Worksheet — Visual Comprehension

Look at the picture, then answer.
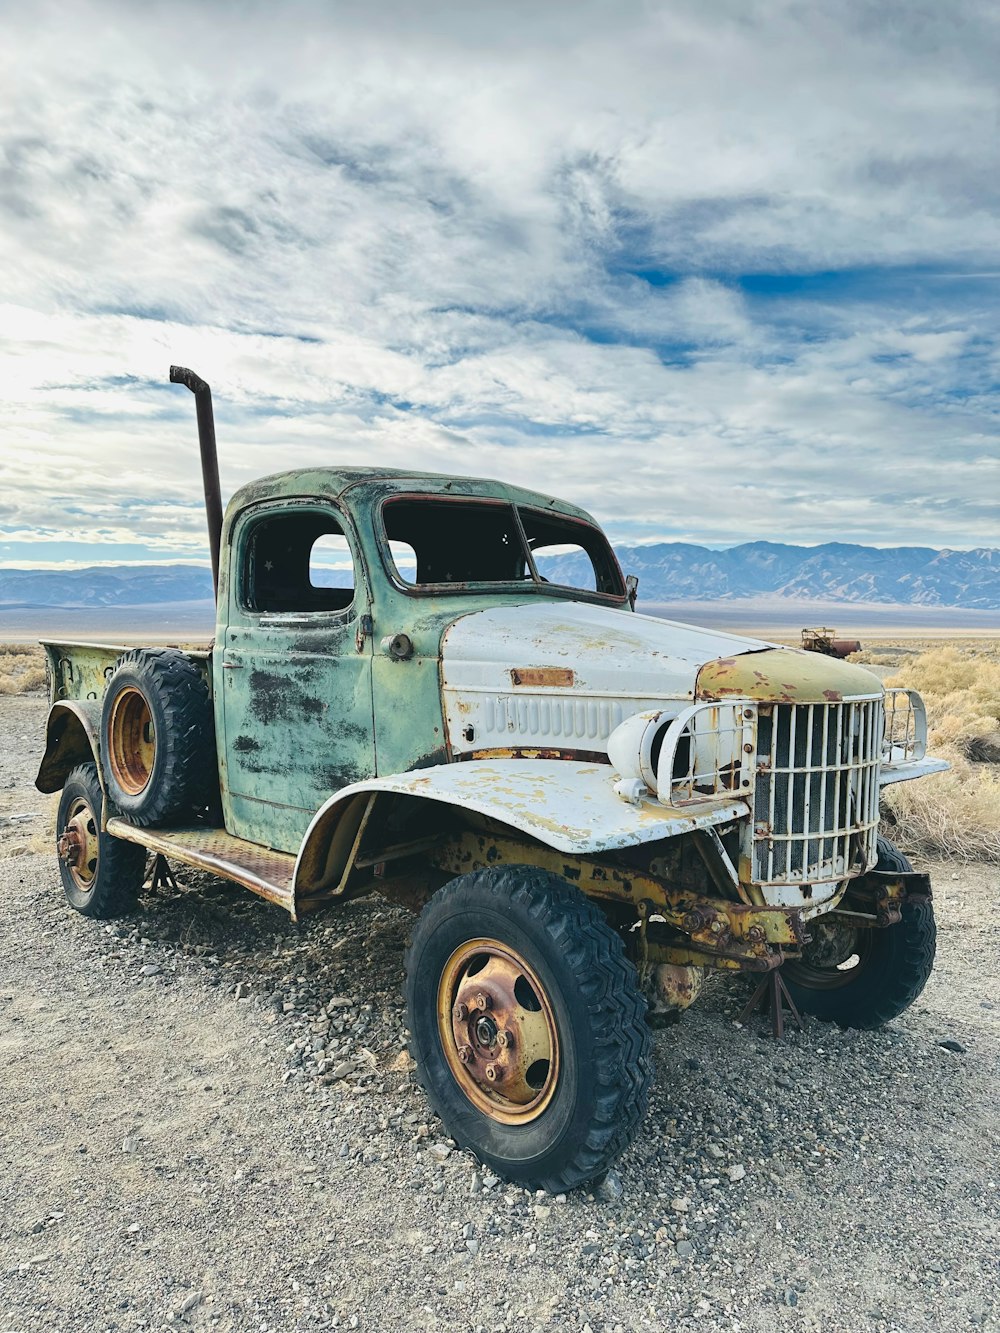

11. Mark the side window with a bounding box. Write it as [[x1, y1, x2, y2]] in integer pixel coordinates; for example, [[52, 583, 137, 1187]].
[[244, 510, 356, 613]]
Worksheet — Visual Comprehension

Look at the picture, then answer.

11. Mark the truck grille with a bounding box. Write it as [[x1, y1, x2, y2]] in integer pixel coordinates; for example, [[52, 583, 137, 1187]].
[[752, 699, 882, 886]]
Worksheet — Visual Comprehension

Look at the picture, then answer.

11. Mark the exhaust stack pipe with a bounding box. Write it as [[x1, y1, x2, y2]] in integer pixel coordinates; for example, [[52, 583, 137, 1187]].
[[169, 366, 223, 598]]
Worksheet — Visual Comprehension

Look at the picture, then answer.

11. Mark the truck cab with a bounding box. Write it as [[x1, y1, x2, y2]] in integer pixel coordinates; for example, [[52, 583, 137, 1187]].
[[215, 467, 629, 852]]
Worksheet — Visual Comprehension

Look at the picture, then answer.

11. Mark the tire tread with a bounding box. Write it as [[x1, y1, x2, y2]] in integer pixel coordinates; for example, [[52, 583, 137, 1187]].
[[783, 836, 936, 1029], [58, 763, 146, 918], [405, 866, 653, 1192], [101, 648, 215, 826]]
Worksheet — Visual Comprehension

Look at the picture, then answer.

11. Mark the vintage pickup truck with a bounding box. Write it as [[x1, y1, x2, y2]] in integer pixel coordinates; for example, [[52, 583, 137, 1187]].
[[36, 368, 946, 1191]]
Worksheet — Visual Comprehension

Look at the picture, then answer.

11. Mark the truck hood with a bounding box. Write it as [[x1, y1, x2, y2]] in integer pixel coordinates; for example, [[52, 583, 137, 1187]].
[[439, 601, 882, 759], [441, 601, 774, 700]]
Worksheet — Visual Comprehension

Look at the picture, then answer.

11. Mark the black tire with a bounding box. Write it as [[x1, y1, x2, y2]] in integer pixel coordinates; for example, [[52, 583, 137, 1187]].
[[101, 647, 215, 826], [871, 835, 913, 875], [405, 866, 653, 1192], [56, 763, 147, 917], [781, 837, 936, 1029]]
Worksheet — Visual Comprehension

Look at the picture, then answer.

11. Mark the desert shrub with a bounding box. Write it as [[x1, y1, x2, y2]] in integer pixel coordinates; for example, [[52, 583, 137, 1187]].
[[881, 647, 1000, 862], [883, 751, 1000, 863], [849, 649, 904, 666], [960, 731, 1000, 763], [0, 645, 47, 695], [886, 647, 1000, 752]]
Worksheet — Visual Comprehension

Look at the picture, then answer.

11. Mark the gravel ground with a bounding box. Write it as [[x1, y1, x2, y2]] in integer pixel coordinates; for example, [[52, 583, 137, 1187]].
[[1, 692, 998, 1333]]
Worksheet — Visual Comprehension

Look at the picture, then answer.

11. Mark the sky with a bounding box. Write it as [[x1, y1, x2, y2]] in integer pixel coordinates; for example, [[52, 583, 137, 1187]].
[[2, 0, 999, 569]]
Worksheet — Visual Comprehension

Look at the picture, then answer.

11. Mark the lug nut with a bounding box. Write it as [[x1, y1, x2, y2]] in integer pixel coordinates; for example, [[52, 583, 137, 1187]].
[[496, 1031, 510, 1049], [485, 1063, 498, 1081], [453, 1003, 468, 1021], [458, 1045, 473, 1064], [474, 993, 491, 1012]]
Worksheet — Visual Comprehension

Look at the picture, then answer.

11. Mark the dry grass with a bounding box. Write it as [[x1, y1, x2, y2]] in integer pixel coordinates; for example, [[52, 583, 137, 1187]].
[[850, 636, 1000, 668], [880, 646, 1000, 863], [0, 643, 47, 695]]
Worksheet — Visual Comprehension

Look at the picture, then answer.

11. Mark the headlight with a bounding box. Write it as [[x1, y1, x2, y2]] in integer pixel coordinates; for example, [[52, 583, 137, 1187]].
[[608, 703, 756, 806]]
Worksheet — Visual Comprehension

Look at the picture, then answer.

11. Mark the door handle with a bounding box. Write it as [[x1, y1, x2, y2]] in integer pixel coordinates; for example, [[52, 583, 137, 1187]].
[[221, 662, 243, 670]]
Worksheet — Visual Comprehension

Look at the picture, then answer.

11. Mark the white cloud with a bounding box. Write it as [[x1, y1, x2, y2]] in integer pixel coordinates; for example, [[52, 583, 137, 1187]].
[[0, 0, 998, 567]]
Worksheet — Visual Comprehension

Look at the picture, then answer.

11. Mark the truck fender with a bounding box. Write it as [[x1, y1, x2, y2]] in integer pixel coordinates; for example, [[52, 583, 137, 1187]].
[[292, 758, 748, 905], [35, 700, 104, 794]]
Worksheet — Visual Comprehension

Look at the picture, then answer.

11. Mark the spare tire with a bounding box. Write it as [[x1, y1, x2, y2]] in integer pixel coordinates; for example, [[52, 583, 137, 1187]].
[[102, 647, 215, 826]]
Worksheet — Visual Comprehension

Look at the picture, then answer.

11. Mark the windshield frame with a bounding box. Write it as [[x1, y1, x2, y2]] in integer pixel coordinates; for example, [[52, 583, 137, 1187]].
[[375, 493, 628, 604]]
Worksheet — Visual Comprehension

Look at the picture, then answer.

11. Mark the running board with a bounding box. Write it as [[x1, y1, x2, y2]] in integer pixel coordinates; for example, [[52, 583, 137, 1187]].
[[106, 817, 296, 915]]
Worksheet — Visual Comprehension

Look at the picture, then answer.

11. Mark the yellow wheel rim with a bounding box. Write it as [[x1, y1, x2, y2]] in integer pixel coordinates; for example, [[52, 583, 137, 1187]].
[[58, 796, 100, 891], [108, 687, 155, 795], [437, 938, 560, 1125]]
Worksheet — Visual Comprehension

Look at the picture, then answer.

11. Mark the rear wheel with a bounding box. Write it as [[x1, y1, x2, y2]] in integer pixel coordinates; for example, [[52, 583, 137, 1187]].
[[781, 838, 936, 1029], [56, 763, 147, 917], [405, 866, 652, 1192]]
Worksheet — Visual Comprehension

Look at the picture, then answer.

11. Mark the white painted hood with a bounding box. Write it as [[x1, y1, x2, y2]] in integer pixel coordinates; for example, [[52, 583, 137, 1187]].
[[440, 601, 775, 758], [442, 601, 773, 698]]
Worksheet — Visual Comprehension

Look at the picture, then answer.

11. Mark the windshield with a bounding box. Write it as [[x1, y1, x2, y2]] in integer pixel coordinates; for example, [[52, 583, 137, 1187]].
[[380, 496, 625, 598]]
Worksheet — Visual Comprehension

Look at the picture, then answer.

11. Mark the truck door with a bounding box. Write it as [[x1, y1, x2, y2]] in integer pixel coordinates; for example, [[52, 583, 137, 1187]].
[[221, 500, 375, 854]]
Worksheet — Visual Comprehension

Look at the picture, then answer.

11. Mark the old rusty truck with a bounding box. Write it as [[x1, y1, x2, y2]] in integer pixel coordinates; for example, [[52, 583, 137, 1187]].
[[36, 368, 947, 1192]]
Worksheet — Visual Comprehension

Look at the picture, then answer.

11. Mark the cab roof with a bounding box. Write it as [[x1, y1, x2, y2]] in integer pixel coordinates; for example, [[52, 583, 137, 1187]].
[[225, 467, 599, 526]]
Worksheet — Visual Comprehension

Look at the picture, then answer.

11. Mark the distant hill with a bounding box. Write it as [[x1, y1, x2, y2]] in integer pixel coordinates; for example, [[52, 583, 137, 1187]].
[[538, 541, 1000, 610], [2, 543, 1000, 610], [0, 565, 214, 609]]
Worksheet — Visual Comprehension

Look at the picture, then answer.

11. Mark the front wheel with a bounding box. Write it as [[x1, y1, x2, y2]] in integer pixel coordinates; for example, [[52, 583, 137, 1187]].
[[781, 838, 936, 1029], [405, 866, 652, 1192]]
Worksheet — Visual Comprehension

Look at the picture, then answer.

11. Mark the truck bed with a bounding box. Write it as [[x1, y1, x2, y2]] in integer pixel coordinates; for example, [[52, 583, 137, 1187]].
[[40, 639, 211, 705]]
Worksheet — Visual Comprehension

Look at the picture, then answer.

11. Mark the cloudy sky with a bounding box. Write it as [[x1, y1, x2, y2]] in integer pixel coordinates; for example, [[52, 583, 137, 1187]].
[[2, 0, 999, 568]]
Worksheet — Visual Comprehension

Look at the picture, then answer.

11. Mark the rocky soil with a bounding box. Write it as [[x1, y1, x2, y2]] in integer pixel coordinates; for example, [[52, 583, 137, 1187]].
[[1, 692, 997, 1333]]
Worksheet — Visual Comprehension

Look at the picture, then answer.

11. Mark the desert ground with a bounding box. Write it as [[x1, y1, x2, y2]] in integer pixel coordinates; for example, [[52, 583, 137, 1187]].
[[0, 642, 998, 1333]]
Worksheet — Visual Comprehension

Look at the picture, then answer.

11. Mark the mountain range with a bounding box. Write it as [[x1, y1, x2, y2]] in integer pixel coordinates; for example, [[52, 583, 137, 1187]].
[[2, 542, 1000, 610], [543, 541, 1000, 609], [0, 565, 215, 609]]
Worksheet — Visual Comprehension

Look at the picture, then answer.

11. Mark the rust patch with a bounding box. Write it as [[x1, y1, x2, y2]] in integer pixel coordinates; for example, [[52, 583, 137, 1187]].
[[466, 746, 609, 764], [645, 963, 704, 1015], [510, 667, 575, 688], [696, 648, 882, 706]]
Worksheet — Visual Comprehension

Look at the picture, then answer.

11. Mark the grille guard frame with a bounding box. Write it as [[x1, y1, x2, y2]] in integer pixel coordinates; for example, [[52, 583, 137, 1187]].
[[882, 688, 927, 764], [655, 695, 884, 900]]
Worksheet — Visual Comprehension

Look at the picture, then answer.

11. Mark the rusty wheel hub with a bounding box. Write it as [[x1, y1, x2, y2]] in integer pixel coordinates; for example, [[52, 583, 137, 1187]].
[[804, 920, 859, 970], [108, 686, 155, 795], [784, 919, 873, 989], [437, 939, 559, 1124], [58, 797, 99, 891]]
